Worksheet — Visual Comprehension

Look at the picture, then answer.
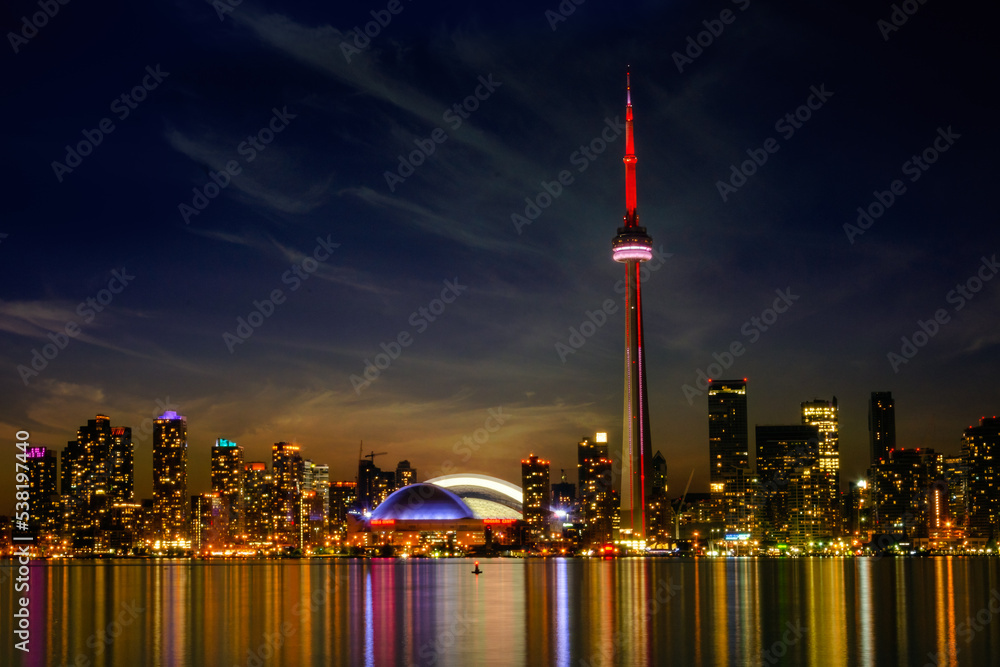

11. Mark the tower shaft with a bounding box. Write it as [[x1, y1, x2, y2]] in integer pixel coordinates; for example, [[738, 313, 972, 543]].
[[620, 258, 652, 541]]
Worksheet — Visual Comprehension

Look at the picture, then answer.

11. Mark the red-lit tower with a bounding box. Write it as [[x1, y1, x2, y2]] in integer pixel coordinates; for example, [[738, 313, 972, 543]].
[[612, 71, 654, 544]]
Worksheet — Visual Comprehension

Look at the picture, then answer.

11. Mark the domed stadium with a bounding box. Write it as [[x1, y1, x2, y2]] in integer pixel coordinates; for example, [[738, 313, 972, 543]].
[[347, 478, 525, 553], [370, 483, 475, 521], [423, 474, 523, 519]]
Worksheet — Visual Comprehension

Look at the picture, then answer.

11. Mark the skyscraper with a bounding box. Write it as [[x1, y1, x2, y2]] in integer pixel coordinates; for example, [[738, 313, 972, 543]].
[[109, 426, 134, 503], [521, 454, 551, 542], [26, 446, 58, 536], [272, 442, 303, 544], [77, 414, 113, 532], [153, 411, 188, 544], [242, 462, 272, 544], [328, 480, 357, 541], [394, 460, 415, 489], [755, 425, 821, 545], [801, 398, 841, 536], [304, 460, 330, 533], [577, 433, 615, 546], [708, 379, 749, 527], [869, 391, 896, 464], [613, 72, 655, 544], [212, 438, 244, 543], [963, 417, 1000, 538]]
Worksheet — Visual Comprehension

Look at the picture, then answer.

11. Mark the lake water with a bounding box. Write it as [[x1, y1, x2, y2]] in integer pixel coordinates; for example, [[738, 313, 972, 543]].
[[2, 557, 999, 666]]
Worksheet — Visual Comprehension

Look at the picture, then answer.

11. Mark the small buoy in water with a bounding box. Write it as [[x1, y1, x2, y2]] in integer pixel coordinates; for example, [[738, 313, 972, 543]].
[[472, 561, 482, 574]]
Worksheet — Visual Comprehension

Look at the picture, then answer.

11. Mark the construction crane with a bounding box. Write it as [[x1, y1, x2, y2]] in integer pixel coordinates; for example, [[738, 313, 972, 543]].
[[363, 450, 387, 463], [674, 469, 695, 540]]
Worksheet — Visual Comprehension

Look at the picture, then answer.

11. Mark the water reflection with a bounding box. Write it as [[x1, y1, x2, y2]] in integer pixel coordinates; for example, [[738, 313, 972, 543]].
[[1, 558, 998, 666]]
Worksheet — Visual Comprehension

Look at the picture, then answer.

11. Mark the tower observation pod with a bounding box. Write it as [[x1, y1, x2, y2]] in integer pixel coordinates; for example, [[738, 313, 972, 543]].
[[613, 70, 654, 547]]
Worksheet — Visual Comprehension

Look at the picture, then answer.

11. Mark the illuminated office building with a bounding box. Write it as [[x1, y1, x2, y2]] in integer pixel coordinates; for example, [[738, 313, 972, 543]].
[[243, 462, 273, 544], [153, 411, 189, 544], [395, 460, 416, 489], [272, 442, 303, 544], [709, 380, 750, 532], [521, 454, 551, 542], [26, 446, 58, 536], [964, 417, 1000, 538], [755, 424, 820, 545], [192, 492, 229, 552], [109, 426, 134, 503], [212, 438, 244, 542], [577, 433, 615, 546], [869, 391, 896, 465], [801, 398, 841, 536]]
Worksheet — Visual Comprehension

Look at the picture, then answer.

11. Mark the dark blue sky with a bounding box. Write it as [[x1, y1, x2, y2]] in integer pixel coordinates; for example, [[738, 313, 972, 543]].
[[2, 0, 997, 506]]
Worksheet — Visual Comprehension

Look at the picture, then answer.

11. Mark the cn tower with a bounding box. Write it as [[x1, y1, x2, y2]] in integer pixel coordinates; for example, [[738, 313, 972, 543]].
[[613, 70, 654, 545]]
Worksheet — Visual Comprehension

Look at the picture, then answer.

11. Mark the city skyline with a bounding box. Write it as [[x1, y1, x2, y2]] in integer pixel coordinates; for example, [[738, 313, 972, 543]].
[[8, 391, 995, 506], [2, 1, 997, 513]]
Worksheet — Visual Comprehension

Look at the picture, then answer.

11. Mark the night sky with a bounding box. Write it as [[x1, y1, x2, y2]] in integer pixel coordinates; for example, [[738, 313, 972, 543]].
[[2, 0, 997, 508]]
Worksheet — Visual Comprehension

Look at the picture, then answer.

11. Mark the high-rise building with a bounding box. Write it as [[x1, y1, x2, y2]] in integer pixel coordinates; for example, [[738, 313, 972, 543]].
[[303, 460, 330, 537], [551, 471, 575, 510], [577, 434, 615, 546], [801, 398, 841, 536], [522, 454, 551, 542], [395, 460, 415, 489], [328, 481, 358, 541], [708, 380, 749, 526], [870, 447, 937, 536], [61, 439, 83, 496], [964, 417, 1000, 538], [613, 72, 655, 545], [109, 426, 134, 503], [869, 392, 896, 465], [943, 454, 968, 532], [153, 411, 189, 544], [191, 493, 228, 552], [76, 414, 113, 533], [26, 446, 58, 536], [755, 425, 820, 545], [242, 462, 272, 544], [212, 439, 244, 543], [648, 451, 675, 545], [271, 442, 303, 544]]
